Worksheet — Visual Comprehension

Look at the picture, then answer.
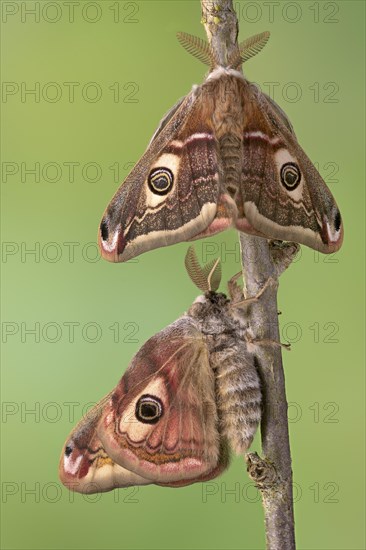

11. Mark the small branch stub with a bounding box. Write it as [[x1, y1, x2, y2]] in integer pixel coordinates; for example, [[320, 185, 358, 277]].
[[246, 452, 278, 489], [269, 241, 301, 278]]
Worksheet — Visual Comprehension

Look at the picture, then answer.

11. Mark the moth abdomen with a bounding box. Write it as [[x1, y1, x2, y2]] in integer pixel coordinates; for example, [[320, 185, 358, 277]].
[[212, 343, 261, 455], [219, 398, 261, 455], [219, 133, 242, 198]]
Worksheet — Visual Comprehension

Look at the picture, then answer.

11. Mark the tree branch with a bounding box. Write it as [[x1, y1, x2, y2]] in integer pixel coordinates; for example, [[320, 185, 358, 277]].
[[241, 237, 297, 550], [200, 1, 297, 548]]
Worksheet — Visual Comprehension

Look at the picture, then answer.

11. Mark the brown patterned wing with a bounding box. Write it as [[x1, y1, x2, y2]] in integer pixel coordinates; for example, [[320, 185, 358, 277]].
[[59, 394, 152, 494], [238, 81, 343, 253], [59, 317, 228, 494], [98, 317, 228, 484], [99, 88, 221, 262]]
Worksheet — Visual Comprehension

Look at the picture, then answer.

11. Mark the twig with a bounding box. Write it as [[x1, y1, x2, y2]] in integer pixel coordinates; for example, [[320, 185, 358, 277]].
[[200, 1, 298, 548], [240, 238, 298, 550]]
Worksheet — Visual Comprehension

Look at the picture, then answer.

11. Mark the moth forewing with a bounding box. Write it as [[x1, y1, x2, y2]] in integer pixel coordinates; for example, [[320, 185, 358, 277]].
[[59, 393, 153, 494], [98, 86, 221, 263], [93, 318, 227, 484]]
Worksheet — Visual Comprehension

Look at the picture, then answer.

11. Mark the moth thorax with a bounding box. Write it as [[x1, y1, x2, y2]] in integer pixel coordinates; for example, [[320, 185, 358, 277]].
[[188, 292, 233, 333], [210, 77, 244, 131]]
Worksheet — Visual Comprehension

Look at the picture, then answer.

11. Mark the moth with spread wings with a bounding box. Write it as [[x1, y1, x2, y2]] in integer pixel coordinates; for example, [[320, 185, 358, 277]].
[[99, 31, 343, 263], [59, 249, 265, 493]]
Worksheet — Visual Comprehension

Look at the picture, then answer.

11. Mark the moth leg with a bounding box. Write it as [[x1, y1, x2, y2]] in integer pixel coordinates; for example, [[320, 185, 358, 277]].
[[227, 272, 244, 302], [247, 337, 291, 352], [230, 277, 276, 307]]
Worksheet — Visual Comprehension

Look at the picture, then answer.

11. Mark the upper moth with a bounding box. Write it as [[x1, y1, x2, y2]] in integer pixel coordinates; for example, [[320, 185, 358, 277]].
[[99, 31, 343, 262]]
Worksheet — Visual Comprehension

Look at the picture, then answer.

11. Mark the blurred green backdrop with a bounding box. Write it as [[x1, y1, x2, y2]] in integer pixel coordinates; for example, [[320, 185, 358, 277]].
[[1, 1, 365, 549]]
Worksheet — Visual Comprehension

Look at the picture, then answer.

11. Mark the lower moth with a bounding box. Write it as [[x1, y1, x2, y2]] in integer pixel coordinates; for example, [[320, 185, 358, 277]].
[[59, 248, 265, 493]]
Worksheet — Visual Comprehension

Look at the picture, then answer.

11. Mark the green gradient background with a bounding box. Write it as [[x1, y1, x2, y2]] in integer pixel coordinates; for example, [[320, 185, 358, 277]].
[[1, 1, 365, 549]]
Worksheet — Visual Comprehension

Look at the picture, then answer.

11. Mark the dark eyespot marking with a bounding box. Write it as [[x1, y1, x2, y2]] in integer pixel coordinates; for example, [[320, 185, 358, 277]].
[[334, 210, 341, 232], [100, 219, 109, 241], [280, 162, 301, 190], [148, 168, 174, 195], [135, 394, 163, 424], [65, 445, 73, 457]]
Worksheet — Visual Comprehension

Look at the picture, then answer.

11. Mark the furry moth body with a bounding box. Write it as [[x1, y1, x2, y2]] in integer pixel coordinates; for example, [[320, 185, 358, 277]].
[[99, 32, 343, 262], [59, 251, 261, 493]]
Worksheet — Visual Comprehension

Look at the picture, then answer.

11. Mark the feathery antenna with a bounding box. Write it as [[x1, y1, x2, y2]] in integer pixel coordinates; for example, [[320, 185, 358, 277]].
[[177, 30, 269, 70], [177, 32, 216, 67], [185, 246, 221, 292], [228, 31, 270, 68]]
